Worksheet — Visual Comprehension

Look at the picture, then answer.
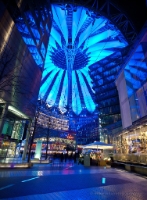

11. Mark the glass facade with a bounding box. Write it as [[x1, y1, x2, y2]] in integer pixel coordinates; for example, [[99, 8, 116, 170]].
[[113, 24, 147, 163], [0, 119, 26, 159], [90, 48, 129, 135], [116, 25, 147, 127], [0, 1, 48, 160], [124, 42, 147, 122], [0, 5, 42, 117]]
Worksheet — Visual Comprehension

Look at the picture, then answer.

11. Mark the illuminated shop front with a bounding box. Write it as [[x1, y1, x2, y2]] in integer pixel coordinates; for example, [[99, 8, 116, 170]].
[[33, 136, 75, 153], [0, 120, 25, 157], [0, 103, 29, 160], [114, 23, 147, 159], [113, 124, 147, 154], [37, 112, 69, 132]]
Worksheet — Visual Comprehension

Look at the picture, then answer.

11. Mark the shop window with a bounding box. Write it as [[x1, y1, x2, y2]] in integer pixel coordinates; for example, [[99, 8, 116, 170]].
[[11, 121, 25, 140], [2, 120, 14, 136], [0, 139, 10, 158]]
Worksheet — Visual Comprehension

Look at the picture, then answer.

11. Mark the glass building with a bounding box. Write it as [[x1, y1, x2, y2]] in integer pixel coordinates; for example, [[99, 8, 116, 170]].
[[0, 0, 51, 160], [114, 23, 147, 156]]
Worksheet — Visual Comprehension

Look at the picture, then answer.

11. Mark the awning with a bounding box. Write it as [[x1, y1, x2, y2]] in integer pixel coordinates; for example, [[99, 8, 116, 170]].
[[83, 141, 113, 150]]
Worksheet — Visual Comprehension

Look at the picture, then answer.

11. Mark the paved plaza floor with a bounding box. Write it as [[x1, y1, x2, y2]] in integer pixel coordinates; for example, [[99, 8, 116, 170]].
[[0, 160, 147, 200]]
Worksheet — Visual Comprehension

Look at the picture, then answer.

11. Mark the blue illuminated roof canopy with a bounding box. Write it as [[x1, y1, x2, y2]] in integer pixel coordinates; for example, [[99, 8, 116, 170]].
[[124, 43, 147, 97], [39, 4, 128, 115]]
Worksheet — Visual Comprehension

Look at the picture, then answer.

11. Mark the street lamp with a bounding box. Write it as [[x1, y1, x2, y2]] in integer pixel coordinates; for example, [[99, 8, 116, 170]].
[[27, 107, 40, 163], [45, 117, 50, 160], [27, 99, 44, 162]]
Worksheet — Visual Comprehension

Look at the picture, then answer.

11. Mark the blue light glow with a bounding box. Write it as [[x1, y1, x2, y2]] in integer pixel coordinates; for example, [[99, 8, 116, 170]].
[[124, 44, 147, 97], [50, 27, 62, 47], [39, 68, 60, 99], [52, 5, 68, 44], [59, 71, 68, 111], [72, 71, 82, 114], [39, 4, 128, 115], [77, 71, 95, 112], [46, 70, 64, 105], [102, 178, 106, 184]]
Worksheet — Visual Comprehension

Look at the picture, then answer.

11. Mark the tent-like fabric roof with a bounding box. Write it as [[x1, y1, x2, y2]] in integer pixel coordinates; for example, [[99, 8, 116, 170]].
[[83, 141, 113, 150]]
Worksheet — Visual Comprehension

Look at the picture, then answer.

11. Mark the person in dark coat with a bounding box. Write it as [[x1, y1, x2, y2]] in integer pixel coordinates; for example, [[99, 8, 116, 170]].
[[74, 152, 76, 163], [60, 153, 64, 162], [20, 151, 23, 157], [64, 153, 67, 162]]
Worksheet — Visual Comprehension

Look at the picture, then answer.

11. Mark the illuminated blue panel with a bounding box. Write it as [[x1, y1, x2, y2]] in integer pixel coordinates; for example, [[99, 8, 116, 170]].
[[89, 50, 114, 57], [87, 41, 126, 53], [30, 27, 40, 40], [59, 71, 68, 110], [72, 71, 82, 114], [49, 36, 57, 49], [52, 5, 68, 44], [129, 60, 146, 69], [91, 18, 106, 34], [43, 65, 55, 77], [72, 9, 80, 45], [80, 68, 94, 91], [72, 7, 87, 45], [46, 70, 64, 105], [77, 71, 95, 113], [78, 23, 92, 48], [75, 7, 87, 37], [124, 44, 147, 97], [51, 5, 63, 29], [83, 30, 119, 49], [50, 27, 62, 47], [39, 4, 128, 115], [39, 68, 60, 98], [88, 50, 114, 66], [41, 43, 46, 58]]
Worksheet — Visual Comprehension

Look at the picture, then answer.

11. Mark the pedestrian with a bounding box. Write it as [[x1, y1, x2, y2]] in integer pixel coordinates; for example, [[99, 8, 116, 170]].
[[60, 153, 64, 162], [74, 152, 76, 163], [31, 151, 34, 158], [64, 153, 67, 162], [20, 151, 23, 157]]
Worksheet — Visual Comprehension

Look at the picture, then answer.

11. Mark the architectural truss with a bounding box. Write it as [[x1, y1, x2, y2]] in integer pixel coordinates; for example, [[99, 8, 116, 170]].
[[50, 0, 137, 43]]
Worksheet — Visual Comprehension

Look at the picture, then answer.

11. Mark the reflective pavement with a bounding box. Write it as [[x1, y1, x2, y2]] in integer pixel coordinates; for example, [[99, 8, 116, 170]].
[[0, 161, 147, 200]]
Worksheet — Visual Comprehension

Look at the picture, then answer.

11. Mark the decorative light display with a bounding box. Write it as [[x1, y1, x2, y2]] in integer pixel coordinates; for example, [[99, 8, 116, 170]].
[[37, 112, 69, 131], [39, 4, 128, 115]]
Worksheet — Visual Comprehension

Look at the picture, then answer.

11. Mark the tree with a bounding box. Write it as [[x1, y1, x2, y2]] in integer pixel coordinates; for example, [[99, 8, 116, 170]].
[[0, 43, 33, 103]]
